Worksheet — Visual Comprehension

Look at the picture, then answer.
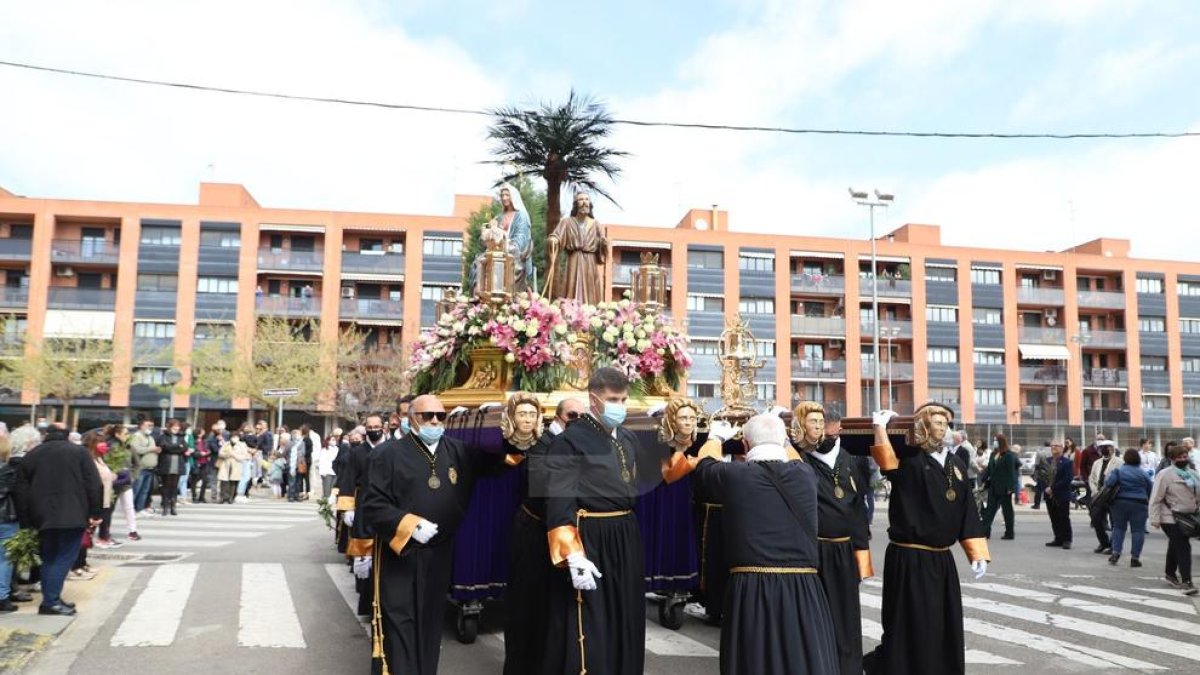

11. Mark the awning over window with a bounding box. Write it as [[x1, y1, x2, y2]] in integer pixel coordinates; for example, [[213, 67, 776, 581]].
[[1018, 344, 1071, 360]]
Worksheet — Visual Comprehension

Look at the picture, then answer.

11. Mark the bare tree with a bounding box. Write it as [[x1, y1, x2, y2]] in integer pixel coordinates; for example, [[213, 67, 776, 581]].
[[14, 337, 116, 424], [334, 324, 407, 424]]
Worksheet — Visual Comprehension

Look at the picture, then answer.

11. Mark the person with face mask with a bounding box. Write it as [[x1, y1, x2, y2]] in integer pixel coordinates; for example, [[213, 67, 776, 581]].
[[337, 416, 389, 617], [217, 432, 250, 505], [503, 397, 584, 675], [286, 431, 305, 503], [1150, 444, 1200, 595], [129, 419, 161, 515], [359, 395, 516, 675], [157, 420, 187, 516], [1087, 440, 1121, 554]]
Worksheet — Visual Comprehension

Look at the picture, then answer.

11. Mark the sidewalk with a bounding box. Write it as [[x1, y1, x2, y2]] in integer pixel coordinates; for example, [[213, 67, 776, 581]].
[[0, 566, 114, 670]]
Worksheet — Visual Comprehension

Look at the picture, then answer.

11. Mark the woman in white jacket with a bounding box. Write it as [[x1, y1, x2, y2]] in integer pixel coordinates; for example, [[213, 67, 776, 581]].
[[315, 433, 340, 499]]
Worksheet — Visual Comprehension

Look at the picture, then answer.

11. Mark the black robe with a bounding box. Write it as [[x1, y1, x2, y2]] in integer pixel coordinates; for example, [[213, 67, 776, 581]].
[[337, 440, 380, 616], [689, 438, 728, 623], [863, 447, 987, 675], [542, 414, 646, 675], [333, 441, 367, 555], [694, 456, 839, 675], [503, 432, 567, 675], [807, 441, 871, 675], [359, 433, 506, 675]]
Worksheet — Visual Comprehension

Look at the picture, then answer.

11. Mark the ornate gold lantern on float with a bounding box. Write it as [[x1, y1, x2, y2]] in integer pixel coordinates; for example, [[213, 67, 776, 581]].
[[713, 314, 763, 426], [435, 287, 460, 321], [631, 251, 666, 313], [475, 234, 515, 305]]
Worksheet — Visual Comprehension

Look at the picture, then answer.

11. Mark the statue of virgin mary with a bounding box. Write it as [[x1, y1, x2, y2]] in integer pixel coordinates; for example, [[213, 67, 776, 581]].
[[470, 183, 534, 293]]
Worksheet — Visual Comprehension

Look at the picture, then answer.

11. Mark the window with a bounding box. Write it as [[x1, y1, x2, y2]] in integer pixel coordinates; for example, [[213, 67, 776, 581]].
[[801, 344, 824, 361], [199, 230, 241, 247], [929, 387, 960, 406], [1183, 358, 1200, 373], [422, 238, 462, 257], [973, 350, 1004, 366], [359, 239, 384, 253], [686, 382, 717, 399], [1179, 281, 1200, 296], [1018, 275, 1039, 289], [1140, 356, 1167, 371], [924, 266, 956, 282], [690, 340, 719, 356], [687, 250, 723, 269], [972, 308, 1002, 325], [974, 388, 1005, 406], [197, 276, 238, 294], [926, 306, 958, 323], [1142, 395, 1171, 409], [140, 226, 181, 246], [754, 383, 776, 401], [802, 302, 827, 317], [134, 322, 175, 339], [753, 340, 775, 358], [1181, 319, 1200, 334], [1136, 277, 1164, 294], [970, 268, 1001, 285], [8, 225, 32, 240], [686, 295, 724, 312], [738, 298, 775, 314], [927, 348, 958, 363], [1, 318, 28, 341], [420, 285, 456, 301], [133, 367, 168, 386], [738, 255, 774, 273], [194, 323, 233, 341], [136, 274, 178, 292], [1138, 317, 1166, 332]]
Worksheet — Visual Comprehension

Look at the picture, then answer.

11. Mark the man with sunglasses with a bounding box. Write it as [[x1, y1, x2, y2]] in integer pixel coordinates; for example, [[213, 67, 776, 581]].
[[503, 397, 585, 675], [360, 395, 515, 675]]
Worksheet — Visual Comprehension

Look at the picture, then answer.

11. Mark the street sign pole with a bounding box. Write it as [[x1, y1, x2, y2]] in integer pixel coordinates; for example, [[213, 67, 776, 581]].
[[262, 388, 300, 431], [278, 395, 285, 430]]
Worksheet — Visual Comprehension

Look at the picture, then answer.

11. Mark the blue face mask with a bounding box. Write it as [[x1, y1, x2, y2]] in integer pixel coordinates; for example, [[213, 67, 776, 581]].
[[400, 418, 411, 435], [417, 425, 444, 446], [600, 402, 627, 428]]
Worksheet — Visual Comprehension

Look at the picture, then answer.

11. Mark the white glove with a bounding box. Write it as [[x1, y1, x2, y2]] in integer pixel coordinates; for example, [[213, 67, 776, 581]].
[[479, 402, 503, 411], [646, 403, 667, 417], [566, 552, 602, 591], [971, 559, 987, 579], [343, 511, 355, 527], [353, 556, 372, 579], [412, 519, 439, 544], [872, 410, 898, 427], [708, 420, 737, 444], [449, 406, 469, 417]]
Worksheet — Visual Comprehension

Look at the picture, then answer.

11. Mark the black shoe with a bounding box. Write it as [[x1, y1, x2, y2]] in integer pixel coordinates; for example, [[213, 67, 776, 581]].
[[1183, 582, 1199, 597], [0, 599, 17, 613], [1093, 546, 1107, 554], [1002, 532, 1015, 540], [60, 599, 75, 609], [1061, 542, 1071, 550], [1166, 574, 1183, 588], [10, 591, 32, 602], [1108, 554, 1120, 565], [1131, 558, 1142, 568], [1031, 505, 1041, 510], [1045, 541, 1063, 547], [38, 603, 76, 616]]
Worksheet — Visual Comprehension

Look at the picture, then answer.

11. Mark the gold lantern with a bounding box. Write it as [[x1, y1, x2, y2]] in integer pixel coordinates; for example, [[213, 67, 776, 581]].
[[475, 235, 515, 304], [713, 314, 764, 425], [631, 251, 666, 313], [435, 287, 460, 322]]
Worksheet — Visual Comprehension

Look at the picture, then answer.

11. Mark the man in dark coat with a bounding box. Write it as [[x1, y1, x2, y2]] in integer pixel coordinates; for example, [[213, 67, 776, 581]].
[[1044, 439, 1075, 549], [14, 424, 102, 616]]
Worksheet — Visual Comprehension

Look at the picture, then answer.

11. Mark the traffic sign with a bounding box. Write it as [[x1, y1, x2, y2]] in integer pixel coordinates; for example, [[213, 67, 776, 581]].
[[263, 388, 301, 398]]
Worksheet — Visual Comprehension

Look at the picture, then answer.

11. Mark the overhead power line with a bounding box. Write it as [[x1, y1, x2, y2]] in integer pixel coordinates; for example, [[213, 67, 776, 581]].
[[2, 59, 1198, 141]]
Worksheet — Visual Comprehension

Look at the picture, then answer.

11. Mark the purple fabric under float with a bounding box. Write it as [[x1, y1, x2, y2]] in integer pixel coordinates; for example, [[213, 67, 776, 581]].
[[445, 420, 699, 603]]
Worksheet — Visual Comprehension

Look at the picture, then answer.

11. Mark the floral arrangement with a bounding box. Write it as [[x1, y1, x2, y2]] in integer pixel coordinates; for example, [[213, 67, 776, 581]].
[[408, 291, 692, 395]]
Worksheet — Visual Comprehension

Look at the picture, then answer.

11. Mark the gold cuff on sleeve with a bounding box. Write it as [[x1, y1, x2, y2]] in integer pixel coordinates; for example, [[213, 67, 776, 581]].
[[854, 549, 875, 580], [505, 453, 525, 467], [786, 446, 803, 462], [871, 442, 899, 472], [347, 538, 374, 557], [389, 513, 424, 555], [697, 438, 723, 462], [335, 495, 357, 511], [662, 453, 698, 484], [547, 525, 584, 567], [960, 537, 991, 563]]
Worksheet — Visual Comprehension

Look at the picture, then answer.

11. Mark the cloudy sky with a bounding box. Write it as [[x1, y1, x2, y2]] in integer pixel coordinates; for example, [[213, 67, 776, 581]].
[[1, 0, 1198, 259]]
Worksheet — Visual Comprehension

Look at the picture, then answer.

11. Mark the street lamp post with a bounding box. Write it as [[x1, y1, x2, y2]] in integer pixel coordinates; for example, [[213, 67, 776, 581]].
[[883, 325, 901, 409], [1071, 332, 1093, 443], [850, 188, 894, 413], [164, 367, 183, 421]]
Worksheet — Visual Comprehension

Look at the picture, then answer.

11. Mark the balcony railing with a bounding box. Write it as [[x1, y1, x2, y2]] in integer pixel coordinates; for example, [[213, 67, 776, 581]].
[[1018, 326, 1066, 344], [1084, 408, 1129, 424], [790, 358, 847, 379], [612, 264, 673, 286], [861, 319, 913, 339], [861, 277, 911, 297], [790, 316, 845, 336], [790, 273, 845, 296], [1084, 330, 1127, 348], [0, 287, 29, 309], [1082, 368, 1128, 387], [255, 296, 322, 318], [1077, 290, 1126, 309], [47, 287, 116, 309], [341, 251, 406, 276], [1021, 405, 1070, 423], [51, 239, 119, 265], [339, 297, 404, 321], [257, 247, 324, 272], [1016, 286, 1065, 305], [861, 360, 915, 380], [0, 238, 33, 260], [1020, 365, 1068, 385], [133, 338, 175, 365]]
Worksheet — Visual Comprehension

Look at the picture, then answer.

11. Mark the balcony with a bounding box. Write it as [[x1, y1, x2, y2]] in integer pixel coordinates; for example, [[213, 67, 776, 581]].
[[1020, 405, 1069, 423], [790, 273, 844, 296], [1085, 329, 1127, 348], [1020, 365, 1068, 385], [863, 277, 911, 298], [255, 296, 322, 318], [257, 248, 324, 273], [1084, 408, 1129, 424], [0, 238, 33, 261], [341, 251, 406, 276], [51, 239, 119, 265], [339, 297, 405, 322], [790, 316, 845, 337], [613, 264, 673, 286], [134, 290, 178, 319], [0, 287, 28, 310], [1082, 368, 1128, 387], [1077, 290, 1126, 310], [1016, 286, 1065, 305], [862, 360, 915, 381], [1018, 326, 1066, 344], [861, 319, 913, 339], [790, 358, 847, 379], [47, 287, 116, 309]]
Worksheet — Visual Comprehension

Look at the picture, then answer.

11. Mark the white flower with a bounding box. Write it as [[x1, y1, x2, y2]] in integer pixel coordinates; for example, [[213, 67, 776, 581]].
[[603, 332, 616, 344], [527, 319, 540, 333], [619, 299, 631, 308], [497, 315, 510, 325], [554, 323, 568, 335], [637, 339, 651, 351], [589, 317, 603, 329], [657, 348, 666, 355], [504, 353, 516, 363], [512, 319, 527, 332], [566, 332, 578, 343], [467, 326, 480, 336], [525, 325, 539, 338], [605, 310, 616, 320], [452, 321, 466, 333], [635, 329, 646, 339]]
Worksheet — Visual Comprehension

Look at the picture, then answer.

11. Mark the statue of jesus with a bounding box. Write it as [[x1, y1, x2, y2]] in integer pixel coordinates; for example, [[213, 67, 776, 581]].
[[547, 192, 607, 305]]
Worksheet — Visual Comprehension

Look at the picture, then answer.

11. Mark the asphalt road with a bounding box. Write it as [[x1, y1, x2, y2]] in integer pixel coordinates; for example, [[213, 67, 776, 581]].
[[23, 493, 1200, 674]]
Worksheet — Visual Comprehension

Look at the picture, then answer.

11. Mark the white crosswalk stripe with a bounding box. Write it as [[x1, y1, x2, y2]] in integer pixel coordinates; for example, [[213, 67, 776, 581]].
[[239, 563, 306, 648], [110, 564, 199, 646], [108, 500, 322, 552]]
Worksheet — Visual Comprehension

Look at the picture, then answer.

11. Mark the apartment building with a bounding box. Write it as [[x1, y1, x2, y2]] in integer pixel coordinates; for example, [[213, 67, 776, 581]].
[[1, 182, 1197, 442]]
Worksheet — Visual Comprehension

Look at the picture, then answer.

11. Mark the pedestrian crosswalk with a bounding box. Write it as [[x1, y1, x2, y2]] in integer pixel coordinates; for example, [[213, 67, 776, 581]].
[[105, 498, 320, 554]]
